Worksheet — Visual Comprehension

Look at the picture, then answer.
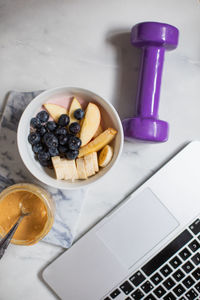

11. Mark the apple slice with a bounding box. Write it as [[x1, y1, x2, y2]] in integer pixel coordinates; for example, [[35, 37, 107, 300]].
[[43, 103, 67, 122], [80, 103, 101, 146], [93, 124, 103, 139], [68, 97, 82, 124], [78, 128, 117, 158]]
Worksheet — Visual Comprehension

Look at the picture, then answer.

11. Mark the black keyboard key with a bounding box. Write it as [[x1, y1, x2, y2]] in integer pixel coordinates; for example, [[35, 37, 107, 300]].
[[172, 269, 185, 281], [141, 281, 153, 294], [130, 271, 145, 287], [198, 234, 200, 241], [150, 273, 163, 285], [182, 275, 195, 288], [189, 219, 200, 235], [173, 284, 186, 296], [104, 298, 111, 300], [179, 248, 192, 261], [195, 282, 200, 292], [160, 265, 173, 277], [153, 286, 166, 298], [188, 240, 200, 252], [163, 292, 176, 300], [182, 261, 195, 273], [191, 252, 200, 265], [142, 230, 192, 276], [169, 256, 182, 269], [143, 295, 156, 300], [125, 298, 131, 300], [163, 277, 175, 290], [185, 288, 198, 300], [192, 267, 200, 280], [110, 289, 120, 298], [131, 289, 144, 300], [119, 281, 133, 295]]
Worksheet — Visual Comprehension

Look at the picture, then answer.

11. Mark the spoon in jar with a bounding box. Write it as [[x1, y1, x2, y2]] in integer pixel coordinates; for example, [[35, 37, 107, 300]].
[[0, 208, 30, 259]]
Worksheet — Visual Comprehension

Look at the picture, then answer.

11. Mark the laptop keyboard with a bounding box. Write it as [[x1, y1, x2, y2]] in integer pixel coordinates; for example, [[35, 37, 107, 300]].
[[103, 218, 200, 300]]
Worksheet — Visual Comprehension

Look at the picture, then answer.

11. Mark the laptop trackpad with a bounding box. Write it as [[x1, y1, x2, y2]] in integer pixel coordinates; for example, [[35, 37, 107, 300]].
[[96, 188, 179, 269]]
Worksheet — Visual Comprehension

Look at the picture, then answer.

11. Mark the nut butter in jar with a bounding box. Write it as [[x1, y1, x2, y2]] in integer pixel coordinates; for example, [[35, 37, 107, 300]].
[[0, 183, 54, 245]]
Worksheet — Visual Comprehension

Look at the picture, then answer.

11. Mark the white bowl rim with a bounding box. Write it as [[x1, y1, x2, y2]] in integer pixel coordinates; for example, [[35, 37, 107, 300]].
[[17, 86, 124, 190]]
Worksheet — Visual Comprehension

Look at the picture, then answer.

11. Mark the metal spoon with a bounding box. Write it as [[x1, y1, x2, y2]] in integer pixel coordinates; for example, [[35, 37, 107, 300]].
[[0, 210, 30, 259]]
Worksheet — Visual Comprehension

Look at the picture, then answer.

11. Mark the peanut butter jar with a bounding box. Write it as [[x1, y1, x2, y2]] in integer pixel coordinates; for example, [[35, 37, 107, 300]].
[[0, 183, 55, 245]]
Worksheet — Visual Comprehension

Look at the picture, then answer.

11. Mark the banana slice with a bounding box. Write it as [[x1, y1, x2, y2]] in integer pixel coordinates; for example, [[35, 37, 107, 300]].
[[63, 159, 78, 181], [76, 158, 88, 179], [52, 156, 65, 180], [92, 152, 99, 173], [84, 153, 95, 177], [98, 145, 113, 167]]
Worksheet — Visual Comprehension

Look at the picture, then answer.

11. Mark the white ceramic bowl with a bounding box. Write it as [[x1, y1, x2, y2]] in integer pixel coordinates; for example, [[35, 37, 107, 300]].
[[17, 87, 124, 190]]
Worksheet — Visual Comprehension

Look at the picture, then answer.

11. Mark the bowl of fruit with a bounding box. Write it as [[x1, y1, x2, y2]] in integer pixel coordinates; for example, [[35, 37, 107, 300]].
[[17, 87, 123, 189]]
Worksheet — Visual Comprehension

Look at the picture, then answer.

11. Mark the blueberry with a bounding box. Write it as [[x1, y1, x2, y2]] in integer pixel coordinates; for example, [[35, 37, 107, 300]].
[[38, 151, 51, 167], [58, 145, 68, 154], [30, 117, 41, 129], [68, 136, 82, 150], [69, 122, 80, 135], [58, 134, 69, 145], [65, 149, 79, 160], [55, 127, 68, 136], [74, 109, 84, 120], [43, 132, 58, 148], [28, 132, 41, 145], [37, 125, 47, 136], [48, 147, 59, 157], [58, 114, 70, 126], [36, 110, 49, 123], [32, 143, 44, 154], [46, 121, 57, 131]]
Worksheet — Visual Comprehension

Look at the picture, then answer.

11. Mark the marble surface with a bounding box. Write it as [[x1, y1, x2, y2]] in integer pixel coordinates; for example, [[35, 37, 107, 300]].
[[0, 91, 86, 248], [0, 0, 200, 299]]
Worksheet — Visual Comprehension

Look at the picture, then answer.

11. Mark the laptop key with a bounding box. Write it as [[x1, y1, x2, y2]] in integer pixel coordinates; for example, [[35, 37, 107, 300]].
[[143, 294, 156, 300], [160, 265, 172, 277], [163, 277, 175, 290], [191, 252, 200, 265], [191, 267, 200, 280], [195, 282, 200, 292], [129, 271, 146, 287], [150, 272, 163, 285], [198, 234, 200, 241], [119, 281, 134, 295], [125, 298, 131, 300], [182, 275, 195, 288], [104, 298, 111, 300], [110, 288, 121, 298], [185, 288, 198, 299], [173, 283, 186, 296], [169, 256, 182, 269], [179, 248, 192, 261], [189, 219, 200, 235], [131, 289, 144, 300], [182, 261, 194, 273], [188, 240, 200, 252], [153, 285, 166, 298], [172, 269, 185, 281], [163, 292, 176, 300], [141, 281, 153, 294]]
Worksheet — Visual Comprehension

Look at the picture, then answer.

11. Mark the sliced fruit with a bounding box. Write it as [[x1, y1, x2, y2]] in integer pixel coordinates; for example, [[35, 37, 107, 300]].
[[68, 97, 82, 124], [52, 156, 65, 180], [99, 145, 113, 167], [79, 103, 101, 146], [78, 128, 117, 158], [76, 157, 88, 179], [62, 159, 78, 181], [43, 103, 67, 122], [92, 152, 99, 172], [84, 153, 95, 177], [93, 124, 103, 139]]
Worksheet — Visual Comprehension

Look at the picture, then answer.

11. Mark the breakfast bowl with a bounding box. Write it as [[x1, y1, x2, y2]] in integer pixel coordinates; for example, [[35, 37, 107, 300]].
[[17, 87, 124, 190]]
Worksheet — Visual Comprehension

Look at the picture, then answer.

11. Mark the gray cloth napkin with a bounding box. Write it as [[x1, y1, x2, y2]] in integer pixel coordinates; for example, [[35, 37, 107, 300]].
[[0, 91, 87, 248]]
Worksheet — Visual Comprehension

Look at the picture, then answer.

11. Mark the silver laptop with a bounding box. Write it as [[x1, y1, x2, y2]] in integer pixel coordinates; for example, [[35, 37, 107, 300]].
[[43, 141, 200, 300]]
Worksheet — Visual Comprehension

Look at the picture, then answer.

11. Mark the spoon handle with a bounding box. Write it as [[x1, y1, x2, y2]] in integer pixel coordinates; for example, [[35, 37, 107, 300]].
[[0, 215, 24, 259]]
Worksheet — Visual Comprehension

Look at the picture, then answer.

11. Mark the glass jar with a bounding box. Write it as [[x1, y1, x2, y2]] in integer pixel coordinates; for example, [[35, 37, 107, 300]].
[[0, 183, 55, 245]]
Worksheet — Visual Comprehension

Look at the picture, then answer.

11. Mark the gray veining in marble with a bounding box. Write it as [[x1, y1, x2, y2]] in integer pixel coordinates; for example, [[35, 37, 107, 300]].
[[0, 91, 86, 248]]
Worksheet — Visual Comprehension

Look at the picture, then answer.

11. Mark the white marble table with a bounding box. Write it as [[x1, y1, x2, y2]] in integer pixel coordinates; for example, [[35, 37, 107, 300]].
[[0, 0, 200, 299]]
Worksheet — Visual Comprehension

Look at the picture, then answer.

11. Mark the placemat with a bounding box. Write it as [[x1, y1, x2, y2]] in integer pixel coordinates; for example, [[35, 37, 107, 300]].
[[0, 91, 87, 248]]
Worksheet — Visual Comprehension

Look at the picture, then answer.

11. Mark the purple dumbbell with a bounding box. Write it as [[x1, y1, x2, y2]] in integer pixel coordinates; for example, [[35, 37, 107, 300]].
[[122, 22, 179, 142]]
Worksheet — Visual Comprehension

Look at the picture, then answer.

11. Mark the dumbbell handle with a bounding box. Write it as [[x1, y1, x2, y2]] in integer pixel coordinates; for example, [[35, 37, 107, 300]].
[[137, 46, 165, 118]]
